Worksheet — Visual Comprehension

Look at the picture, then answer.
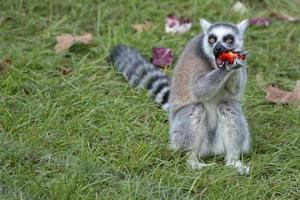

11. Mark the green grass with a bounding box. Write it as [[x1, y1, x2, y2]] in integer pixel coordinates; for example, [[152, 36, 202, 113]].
[[0, 0, 299, 199]]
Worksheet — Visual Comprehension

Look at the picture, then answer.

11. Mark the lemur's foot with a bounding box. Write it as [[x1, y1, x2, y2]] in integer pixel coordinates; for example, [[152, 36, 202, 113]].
[[187, 159, 216, 170], [226, 159, 250, 175]]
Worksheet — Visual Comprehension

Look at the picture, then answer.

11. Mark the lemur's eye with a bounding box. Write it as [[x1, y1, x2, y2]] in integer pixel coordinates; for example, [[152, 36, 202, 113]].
[[225, 38, 232, 43], [225, 38, 232, 44], [208, 35, 217, 44], [224, 35, 234, 44], [209, 37, 215, 43]]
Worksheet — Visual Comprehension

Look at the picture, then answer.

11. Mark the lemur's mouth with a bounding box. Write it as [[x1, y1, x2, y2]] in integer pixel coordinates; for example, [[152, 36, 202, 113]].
[[214, 50, 246, 68], [215, 54, 225, 67], [214, 51, 228, 68], [213, 43, 231, 68]]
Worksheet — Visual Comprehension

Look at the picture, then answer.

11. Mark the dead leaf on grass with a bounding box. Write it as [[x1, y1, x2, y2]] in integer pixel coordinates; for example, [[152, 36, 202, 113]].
[[59, 67, 73, 75], [0, 58, 12, 71], [131, 21, 153, 33], [54, 32, 92, 53], [270, 12, 298, 23], [166, 13, 192, 34], [150, 47, 173, 68], [249, 17, 272, 27], [256, 74, 300, 107]]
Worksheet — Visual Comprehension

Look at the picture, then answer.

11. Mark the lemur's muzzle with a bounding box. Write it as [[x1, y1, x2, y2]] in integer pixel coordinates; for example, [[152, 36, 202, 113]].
[[213, 42, 228, 56], [213, 42, 231, 68]]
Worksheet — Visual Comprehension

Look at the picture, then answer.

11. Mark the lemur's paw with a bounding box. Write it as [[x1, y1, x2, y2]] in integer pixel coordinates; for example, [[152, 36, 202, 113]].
[[187, 160, 216, 170], [235, 49, 249, 57], [225, 59, 245, 71], [226, 160, 250, 176], [235, 163, 250, 175]]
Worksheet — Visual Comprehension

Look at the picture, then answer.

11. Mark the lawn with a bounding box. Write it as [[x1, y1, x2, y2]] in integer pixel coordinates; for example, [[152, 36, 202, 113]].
[[0, 0, 299, 199]]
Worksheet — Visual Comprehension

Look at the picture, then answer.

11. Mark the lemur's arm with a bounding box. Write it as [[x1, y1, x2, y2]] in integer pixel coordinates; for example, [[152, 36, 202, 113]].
[[192, 68, 233, 99], [226, 66, 247, 97]]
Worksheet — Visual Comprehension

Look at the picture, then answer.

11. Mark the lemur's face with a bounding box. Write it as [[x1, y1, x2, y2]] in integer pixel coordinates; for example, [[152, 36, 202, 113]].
[[200, 19, 248, 68]]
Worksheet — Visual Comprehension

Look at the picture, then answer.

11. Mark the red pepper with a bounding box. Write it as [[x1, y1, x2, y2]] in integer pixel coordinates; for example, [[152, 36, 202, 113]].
[[218, 51, 246, 65]]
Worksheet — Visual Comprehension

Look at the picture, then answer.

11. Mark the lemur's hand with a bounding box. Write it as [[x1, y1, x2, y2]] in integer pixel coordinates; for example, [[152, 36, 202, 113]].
[[223, 58, 245, 71], [221, 49, 247, 71]]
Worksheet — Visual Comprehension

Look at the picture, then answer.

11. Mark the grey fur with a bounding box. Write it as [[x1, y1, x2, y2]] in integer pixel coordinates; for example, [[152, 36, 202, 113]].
[[170, 103, 206, 151], [197, 34, 214, 66], [208, 23, 239, 34], [169, 19, 251, 175], [109, 19, 251, 175], [109, 45, 170, 110]]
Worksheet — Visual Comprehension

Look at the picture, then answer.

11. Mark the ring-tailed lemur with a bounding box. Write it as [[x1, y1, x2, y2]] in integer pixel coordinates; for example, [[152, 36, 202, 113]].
[[109, 19, 251, 175]]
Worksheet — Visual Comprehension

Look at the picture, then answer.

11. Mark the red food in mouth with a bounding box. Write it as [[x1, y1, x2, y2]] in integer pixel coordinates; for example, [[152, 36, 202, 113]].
[[215, 51, 246, 68]]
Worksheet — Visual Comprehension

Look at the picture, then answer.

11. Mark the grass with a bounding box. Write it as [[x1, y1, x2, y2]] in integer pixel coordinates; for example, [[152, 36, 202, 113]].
[[0, 0, 299, 199]]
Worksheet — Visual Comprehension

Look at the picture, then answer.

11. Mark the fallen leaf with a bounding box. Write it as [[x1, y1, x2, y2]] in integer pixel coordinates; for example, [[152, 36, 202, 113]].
[[0, 58, 12, 71], [131, 21, 153, 33], [232, 1, 248, 14], [256, 75, 300, 107], [249, 17, 271, 27], [54, 32, 92, 53], [59, 67, 73, 75], [270, 12, 298, 23], [150, 47, 173, 68], [265, 83, 300, 107], [165, 13, 192, 34]]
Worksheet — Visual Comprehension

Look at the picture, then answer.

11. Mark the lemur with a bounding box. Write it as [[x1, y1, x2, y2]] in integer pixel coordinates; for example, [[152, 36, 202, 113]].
[[109, 19, 251, 175]]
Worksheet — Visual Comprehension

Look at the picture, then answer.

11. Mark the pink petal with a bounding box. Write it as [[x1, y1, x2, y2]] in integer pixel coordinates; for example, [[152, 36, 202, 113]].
[[249, 17, 272, 27], [165, 13, 192, 34], [151, 47, 173, 68], [166, 13, 179, 28]]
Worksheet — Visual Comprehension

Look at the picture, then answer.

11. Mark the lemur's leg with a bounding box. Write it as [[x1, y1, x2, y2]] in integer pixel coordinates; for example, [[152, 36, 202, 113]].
[[170, 103, 213, 169], [217, 100, 251, 175]]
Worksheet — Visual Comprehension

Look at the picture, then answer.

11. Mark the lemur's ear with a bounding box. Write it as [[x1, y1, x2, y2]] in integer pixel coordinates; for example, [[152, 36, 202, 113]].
[[199, 18, 211, 33], [237, 19, 249, 35]]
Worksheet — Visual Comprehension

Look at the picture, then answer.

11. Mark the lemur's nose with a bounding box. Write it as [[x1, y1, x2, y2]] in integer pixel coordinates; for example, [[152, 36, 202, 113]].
[[213, 42, 226, 56]]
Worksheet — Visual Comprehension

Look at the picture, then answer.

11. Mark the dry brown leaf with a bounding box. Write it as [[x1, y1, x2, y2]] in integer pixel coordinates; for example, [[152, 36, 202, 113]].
[[265, 86, 291, 104], [54, 32, 92, 53], [270, 12, 298, 23], [76, 33, 93, 44], [257, 75, 300, 107], [265, 83, 300, 108], [59, 67, 73, 75], [130, 21, 153, 33], [0, 58, 12, 71]]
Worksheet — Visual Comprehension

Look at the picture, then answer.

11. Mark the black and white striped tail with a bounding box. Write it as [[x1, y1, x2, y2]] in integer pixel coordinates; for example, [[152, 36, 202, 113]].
[[109, 45, 170, 111]]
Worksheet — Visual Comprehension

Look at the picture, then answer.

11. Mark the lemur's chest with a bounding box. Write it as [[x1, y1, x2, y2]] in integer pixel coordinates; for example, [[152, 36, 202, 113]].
[[203, 101, 219, 133], [203, 69, 246, 132], [202, 90, 233, 136]]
